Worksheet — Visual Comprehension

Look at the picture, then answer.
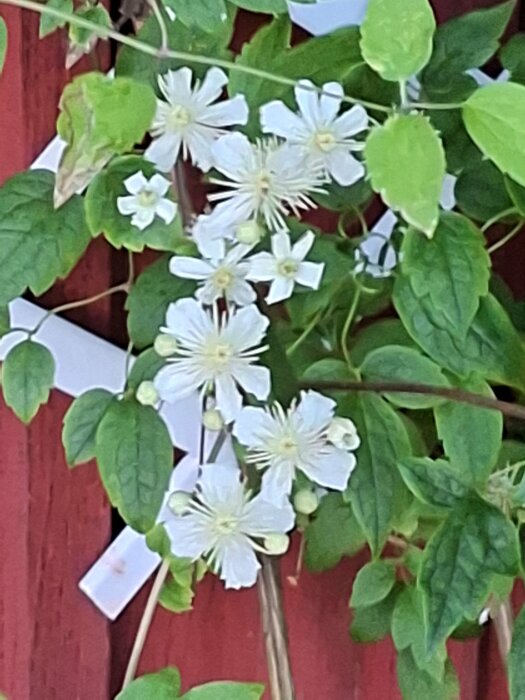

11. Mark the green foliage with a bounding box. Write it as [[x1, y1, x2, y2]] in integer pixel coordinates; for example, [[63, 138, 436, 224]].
[[396, 648, 459, 700], [0, 17, 7, 75], [85, 156, 184, 252], [505, 176, 525, 216], [434, 377, 503, 484], [304, 493, 365, 572], [350, 560, 396, 608], [455, 160, 515, 222], [0, 306, 10, 338], [361, 345, 450, 410], [2, 340, 55, 423], [463, 82, 525, 188], [398, 458, 470, 509], [419, 496, 520, 653], [62, 389, 114, 466], [360, 0, 435, 81], [126, 257, 196, 349], [127, 349, 165, 391], [182, 682, 264, 700], [365, 114, 445, 237], [501, 33, 525, 85], [95, 398, 173, 532], [163, 0, 229, 33], [39, 0, 73, 37], [509, 605, 525, 700], [348, 394, 412, 555], [116, 668, 181, 699], [0, 170, 91, 305], [350, 583, 401, 643], [227, 0, 286, 11], [55, 72, 156, 206]]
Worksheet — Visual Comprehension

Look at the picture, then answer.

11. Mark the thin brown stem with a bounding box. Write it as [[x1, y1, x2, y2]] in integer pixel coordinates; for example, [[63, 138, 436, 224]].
[[257, 557, 295, 700], [301, 379, 525, 422], [173, 160, 194, 229]]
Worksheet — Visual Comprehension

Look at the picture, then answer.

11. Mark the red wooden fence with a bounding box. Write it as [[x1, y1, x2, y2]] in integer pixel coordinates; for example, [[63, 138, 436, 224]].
[[0, 2, 523, 698]]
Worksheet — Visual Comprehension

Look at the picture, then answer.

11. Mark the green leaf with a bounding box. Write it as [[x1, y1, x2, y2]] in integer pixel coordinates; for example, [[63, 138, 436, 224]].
[[0, 16, 7, 74], [509, 605, 525, 700], [455, 160, 515, 222], [350, 560, 396, 608], [164, 0, 228, 33], [505, 176, 525, 218], [419, 496, 520, 653], [159, 564, 195, 614], [116, 667, 181, 699], [350, 319, 415, 366], [126, 256, 196, 349], [182, 682, 264, 700], [394, 280, 525, 392], [127, 349, 165, 391], [423, 1, 515, 82], [429, 109, 482, 175], [62, 389, 114, 466], [348, 394, 411, 555], [55, 72, 156, 206], [2, 341, 55, 423], [259, 320, 299, 405], [350, 583, 401, 643], [95, 398, 173, 532], [0, 170, 91, 305], [398, 458, 470, 509], [85, 156, 183, 252], [0, 306, 10, 337], [361, 345, 450, 410], [401, 212, 490, 336], [501, 33, 525, 85], [39, 0, 73, 38], [360, 0, 436, 81], [304, 493, 365, 572], [435, 376, 503, 484], [463, 82, 525, 188], [116, 14, 235, 87], [365, 114, 445, 237], [227, 0, 286, 11], [396, 648, 459, 700]]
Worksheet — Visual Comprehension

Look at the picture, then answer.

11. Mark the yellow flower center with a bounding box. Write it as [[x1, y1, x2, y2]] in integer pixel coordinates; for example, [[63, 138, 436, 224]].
[[214, 515, 239, 536], [204, 341, 234, 371], [254, 170, 272, 196], [137, 189, 158, 207], [168, 104, 192, 129], [275, 434, 298, 458], [314, 130, 337, 152], [277, 259, 299, 278], [213, 267, 234, 291]]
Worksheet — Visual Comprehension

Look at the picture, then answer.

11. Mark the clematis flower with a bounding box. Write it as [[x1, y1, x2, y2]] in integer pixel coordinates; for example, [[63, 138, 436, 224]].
[[247, 230, 324, 304], [116, 171, 177, 230], [145, 67, 249, 173], [163, 462, 295, 589], [154, 298, 270, 422], [233, 390, 358, 501], [170, 244, 256, 307], [260, 79, 368, 186], [198, 133, 325, 241]]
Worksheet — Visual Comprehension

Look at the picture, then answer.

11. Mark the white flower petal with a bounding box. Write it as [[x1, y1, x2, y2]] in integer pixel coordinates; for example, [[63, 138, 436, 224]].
[[233, 406, 276, 447], [228, 279, 257, 306], [261, 462, 296, 501], [131, 209, 155, 231], [168, 454, 200, 493], [326, 150, 365, 186], [218, 535, 261, 589], [123, 171, 148, 195], [301, 448, 356, 492], [117, 196, 138, 216], [156, 199, 178, 225], [200, 94, 249, 127], [198, 462, 243, 508], [222, 304, 269, 350], [215, 373, 243, 422], [154, 363, 203, 402], [164, 298, 214, 346], [170, 256, 213, 280], [160, 67, 193, 102], [271, 231, 292, 259], [211, 132, 254, 178], [291, 230, 315, 261], [295, 261, 324, 290], [183, 125, 216, 172], [195, 66, 228, 105], [149, 173, 171, 196], [246, 252, 277, 282], [295, 79, 321, 128], [295, 390, 335, 431], [266, 277, 294, 304], [260, 100, 306, 139], [232, 363, 271, 401], [242, 493, 295, 536], [333, 104, 368, 138], [145, 133, 183, 172], [165, 513, 215, 560], [319, 81, 344, 123]]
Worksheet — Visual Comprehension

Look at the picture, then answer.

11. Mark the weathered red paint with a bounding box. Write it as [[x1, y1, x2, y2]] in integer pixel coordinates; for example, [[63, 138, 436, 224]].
[[0, 1, 523, 698]]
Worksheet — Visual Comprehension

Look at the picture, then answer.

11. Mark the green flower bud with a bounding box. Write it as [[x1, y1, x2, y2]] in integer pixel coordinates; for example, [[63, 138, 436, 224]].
[[154, 333, 178, 357], [264, 533, 290, 556], [167, 491, 192, 516], [293, 489, 319, 515], [235, 220, 265, 245], [136, 380, 159, 406], [202, 408, 225, 432]]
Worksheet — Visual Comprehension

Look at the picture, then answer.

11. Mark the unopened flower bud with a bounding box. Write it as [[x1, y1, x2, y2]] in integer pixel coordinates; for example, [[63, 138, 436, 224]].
[[294, 489, 319, 515], [327, 417, 360, 451], [202, 408, 224, 432], [235, 220, 264, 245], [136, 380, 159, 406], [168, 490, 192, 516], [264, 533, 290, 556], [154, 333, 178, 357]]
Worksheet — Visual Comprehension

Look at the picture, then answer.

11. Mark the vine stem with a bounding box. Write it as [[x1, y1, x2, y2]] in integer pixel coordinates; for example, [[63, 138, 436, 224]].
[[300, 379, 525, 421], [488, 221, 524, 254], [257, 556, 296, 700], [121, 558, 171, 690]]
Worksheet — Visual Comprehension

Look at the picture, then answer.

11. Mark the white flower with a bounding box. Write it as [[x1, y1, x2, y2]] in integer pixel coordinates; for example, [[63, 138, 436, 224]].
[[163, 462, 295, 589], [145, 67, 249, 173], [233, 390, 358, 502], [154, 298, 271, 422], [260, 79, 368, 186], [170, 244, 256, 307], [326, 417, 361, 451], [202, 133, 325, 236], [247, 230, 324, 304], [117, 171, 177, 231]]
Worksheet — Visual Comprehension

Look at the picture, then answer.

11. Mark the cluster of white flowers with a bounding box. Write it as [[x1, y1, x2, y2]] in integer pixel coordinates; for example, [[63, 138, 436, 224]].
[[123, 67, 366, 589]]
